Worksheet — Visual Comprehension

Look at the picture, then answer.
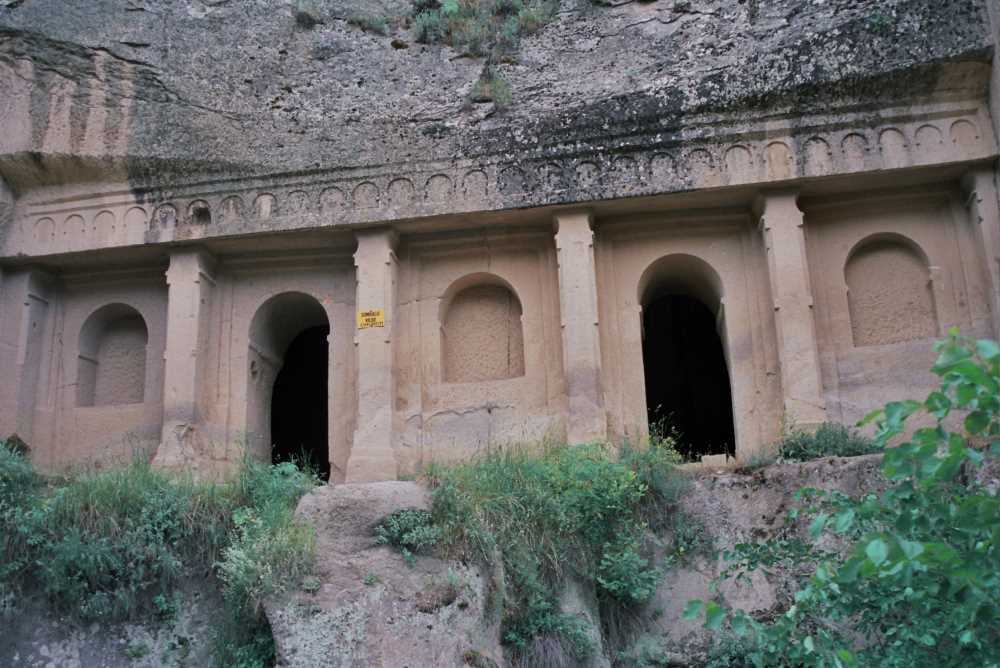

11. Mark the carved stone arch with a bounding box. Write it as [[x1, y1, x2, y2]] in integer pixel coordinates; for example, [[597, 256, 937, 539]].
[[246, 291, 332, 476], [636, 253, 735, 459], [439, 273, 525, 383], [845, 233, 938, 347], [77, 303, 149, 407]]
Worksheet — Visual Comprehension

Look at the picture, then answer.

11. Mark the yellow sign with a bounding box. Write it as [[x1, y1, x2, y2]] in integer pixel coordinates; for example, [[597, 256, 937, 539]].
[[357, 309, 385, 329]]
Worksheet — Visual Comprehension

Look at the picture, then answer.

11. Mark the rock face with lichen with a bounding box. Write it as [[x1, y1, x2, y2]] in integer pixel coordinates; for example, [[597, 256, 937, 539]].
[[0, 0, 990, 210]]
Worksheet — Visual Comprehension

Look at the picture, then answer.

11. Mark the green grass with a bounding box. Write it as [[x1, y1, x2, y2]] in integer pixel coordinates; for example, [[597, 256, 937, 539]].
[[0, 440, 318, 668], [777, 422, 881, 462], [420, 439, 691, 663]]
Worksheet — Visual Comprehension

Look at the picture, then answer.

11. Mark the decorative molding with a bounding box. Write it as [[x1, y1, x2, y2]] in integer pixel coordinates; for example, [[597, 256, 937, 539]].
[[5, 101, 996, 259]]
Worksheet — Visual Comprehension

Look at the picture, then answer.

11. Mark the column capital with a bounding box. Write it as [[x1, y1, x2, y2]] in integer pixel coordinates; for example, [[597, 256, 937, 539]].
[[552, 209, 595, 234], [165, 247, 216, 285], [753, 190, 801, 223], [354, 226, 399, 248], [960, 163, 996, 202]]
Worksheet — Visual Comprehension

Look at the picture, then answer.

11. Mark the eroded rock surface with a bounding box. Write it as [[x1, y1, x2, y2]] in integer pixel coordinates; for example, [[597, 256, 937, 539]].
[[0, 0, 989, 195], [264, 481, 503, 668], [270, 457, 888, 666]]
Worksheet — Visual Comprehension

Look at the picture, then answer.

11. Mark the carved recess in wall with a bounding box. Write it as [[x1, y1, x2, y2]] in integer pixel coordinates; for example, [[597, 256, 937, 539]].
[[0, 63, 19, 123], [10, 105, 996, 257]]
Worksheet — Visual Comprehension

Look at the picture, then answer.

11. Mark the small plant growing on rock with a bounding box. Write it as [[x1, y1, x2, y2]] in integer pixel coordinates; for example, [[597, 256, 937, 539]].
[[777, 422, 881, 462], [469, 67, 512, 108], [348, 14, 391, 36], [301, 576, 321, 594], [373, 508, 441, 565]]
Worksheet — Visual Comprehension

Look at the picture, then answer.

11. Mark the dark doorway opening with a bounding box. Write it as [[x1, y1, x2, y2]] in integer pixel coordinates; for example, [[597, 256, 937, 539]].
[[271, 325, 330, 480], [642, 294, 735, 460]]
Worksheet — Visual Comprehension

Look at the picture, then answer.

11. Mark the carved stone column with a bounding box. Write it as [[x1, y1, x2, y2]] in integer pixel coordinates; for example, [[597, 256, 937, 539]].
[[0, 267, 51, 444], [346, 228, 399, 482], [962, 166, 1000, 338], [756, 192, 827, 429], [554, 210, 607, 444], [153, 248, 216, 470]]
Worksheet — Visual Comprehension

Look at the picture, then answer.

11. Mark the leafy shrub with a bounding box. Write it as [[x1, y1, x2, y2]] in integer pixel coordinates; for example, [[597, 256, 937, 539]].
[[687, 331, 1000, 667], [348, 13, 390, 35], [373, 508, 441, 565], [410, 0, 558, 60], [429, 440, 690, 661], [596, 535, 660, 606], [777, 422, 881, 462], [0, 437, 38, 505], [0, 449, 317, 668]]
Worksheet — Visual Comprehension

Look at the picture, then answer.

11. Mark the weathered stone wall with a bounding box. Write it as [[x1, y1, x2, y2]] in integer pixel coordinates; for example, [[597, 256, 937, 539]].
[[1, 0, 1000, 477]]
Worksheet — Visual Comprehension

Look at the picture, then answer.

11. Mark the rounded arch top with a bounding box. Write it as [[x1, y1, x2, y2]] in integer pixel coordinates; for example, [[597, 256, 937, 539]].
[[638, 253, 724, 314], [249, 291, 330, 360], [845, 231, 931, 271], [438, 271, 522, 324], [79, 302, 149, 356]]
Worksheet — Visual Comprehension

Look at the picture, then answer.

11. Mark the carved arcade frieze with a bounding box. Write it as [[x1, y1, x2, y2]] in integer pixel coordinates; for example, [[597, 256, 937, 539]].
[[4, 100, 995, 259]]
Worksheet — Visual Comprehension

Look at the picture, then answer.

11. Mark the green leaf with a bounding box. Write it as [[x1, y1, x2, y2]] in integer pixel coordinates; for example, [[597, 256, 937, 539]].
[[705, 601, 725, 630], [934, 342, 972, 372], [810, 513, 830, 538], [885, 400, 921, 427], [966, 411, 991, 435], [959, 630, 974, 645], [865, 537, 889, 566], [858, 408, 884, 426], [731, 613, 749, 637], [833, 509, 855, 534], [976, 339, 1000, 361], [682, 600, 703, 621], [803, 636, 815, 653], [925, 391, 952, 418], [898, 539, 924, 560]]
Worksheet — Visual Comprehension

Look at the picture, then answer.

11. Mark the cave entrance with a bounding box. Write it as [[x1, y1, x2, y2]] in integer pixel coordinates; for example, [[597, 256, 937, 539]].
[[246, 292, 331, 481], [640, 256, 735, 460], [271, 325, 330, 480]]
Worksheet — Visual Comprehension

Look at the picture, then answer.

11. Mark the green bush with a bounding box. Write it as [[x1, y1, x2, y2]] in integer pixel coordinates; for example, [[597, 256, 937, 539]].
[[373, 508, 441, 565], [0, 449, 317, 667], [348, 13, 390, 35], [777, 422, 881, 462], [687, 331, 1000, 667], [428, 440, 691, 661], [411, 0, 558, 60]]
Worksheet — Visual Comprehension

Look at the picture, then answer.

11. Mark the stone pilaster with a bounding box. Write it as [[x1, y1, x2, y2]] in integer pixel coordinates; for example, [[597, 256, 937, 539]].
[[153, 248, 217, 470], [962, 166, 1000, 338], [554, 210, 607, 444], [0, 267, 51, 444], [346, 228, 399, 482], [756, 192, 827, 429]]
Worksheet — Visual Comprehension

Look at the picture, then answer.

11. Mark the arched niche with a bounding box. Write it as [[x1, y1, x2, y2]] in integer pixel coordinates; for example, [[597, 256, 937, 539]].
[[246, 291, 331, 478], [845, 233, 938, 347], [77, 303, 149, 407], [439, 273, 525, 383], [637, 254, 735, 459]]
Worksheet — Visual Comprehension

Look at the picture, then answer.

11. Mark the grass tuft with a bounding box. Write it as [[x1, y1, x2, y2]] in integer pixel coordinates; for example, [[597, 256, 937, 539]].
[[423, 439, 693, 662], [777, 422, 881, 462]]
